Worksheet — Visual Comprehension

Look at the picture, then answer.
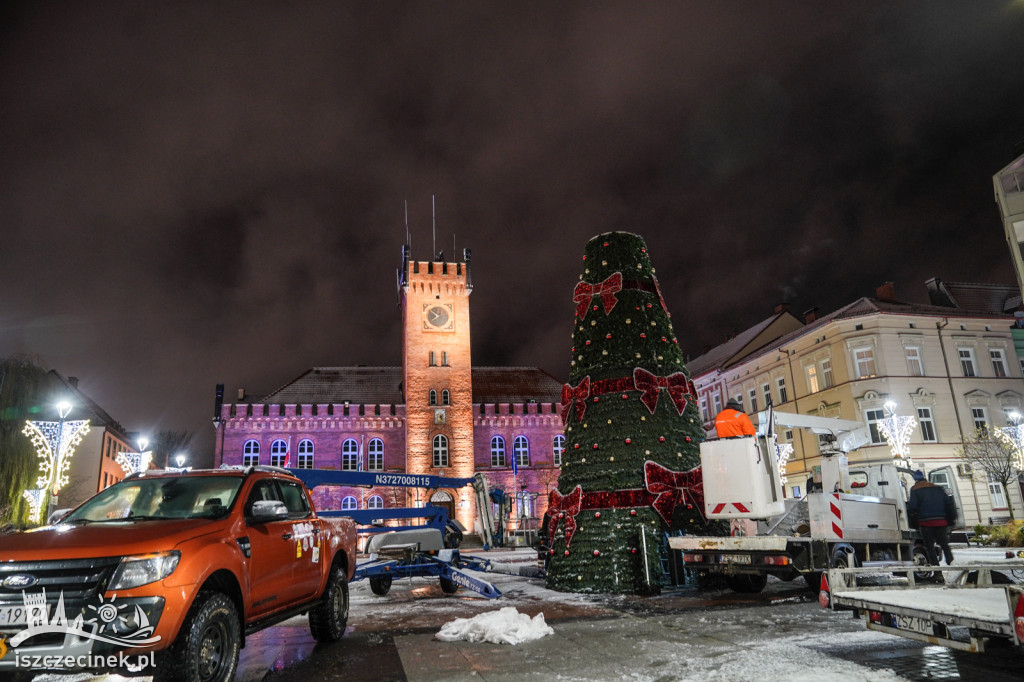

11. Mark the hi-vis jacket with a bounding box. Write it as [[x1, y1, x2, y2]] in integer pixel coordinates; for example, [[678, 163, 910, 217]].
[[715, 408, 756, 438]]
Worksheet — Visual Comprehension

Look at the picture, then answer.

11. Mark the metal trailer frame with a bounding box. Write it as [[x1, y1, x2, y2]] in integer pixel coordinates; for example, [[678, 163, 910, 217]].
[[287, 468, 502, 599], [823, 564, 1024, 652]]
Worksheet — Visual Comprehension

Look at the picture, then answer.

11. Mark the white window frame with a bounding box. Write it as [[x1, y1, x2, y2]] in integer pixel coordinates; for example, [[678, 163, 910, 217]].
[[865, 408, 885, 445], [852, 346, 877, 379], [367, 495, 384, 510], [821, 357, 834, 388], [270, 439, 288, 467], [442, 389, 450, 405], [242, 440, 260, 467], [297, 439, 314, 469], [552, 435, 564, 466], [988, 472, 1008, 510], [905, 346, 924, 376], [700, 397, 708, 421], [433, 434, 449, 467], [514, 435, 530, 467], [806, 364, 819, 394], [959, 348, 977, 377], [429, 389, 437, 406], [990, 348, 1008, 377], [341, 496, 358, 511], [971, 406, 989, 433], [341, 439, 359, 471], [712, 394, 722, 415], [917, 407, 938, 443], [367, 438, 384, 471], [776, 376, 788, 404], [490, 436, 506, 467], [761, 382, 771, 408], [748, 388, 757, 413]]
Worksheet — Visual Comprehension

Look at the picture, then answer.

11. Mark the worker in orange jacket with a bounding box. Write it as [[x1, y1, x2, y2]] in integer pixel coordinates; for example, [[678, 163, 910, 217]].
[[715, 399, 756, 438]]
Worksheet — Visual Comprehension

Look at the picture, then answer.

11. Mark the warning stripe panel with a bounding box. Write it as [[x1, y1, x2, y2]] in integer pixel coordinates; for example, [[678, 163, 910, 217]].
[[832, 522, 844, 538]]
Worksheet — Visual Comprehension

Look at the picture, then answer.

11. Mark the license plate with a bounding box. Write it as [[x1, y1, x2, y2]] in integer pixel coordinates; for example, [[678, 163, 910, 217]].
[[891, 614, 934, 636], [720, 554, 751, 564], [0, 603, 49, 627]]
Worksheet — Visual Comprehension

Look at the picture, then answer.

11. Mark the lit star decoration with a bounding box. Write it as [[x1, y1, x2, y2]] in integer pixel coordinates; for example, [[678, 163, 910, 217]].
[[22, 418, 91, 495], [772, 433, 794, 487], [21, 488, 47, 524], [117, 450, 153, 475], [995, 423, 1024, 472], [877, 405, 916, 469]]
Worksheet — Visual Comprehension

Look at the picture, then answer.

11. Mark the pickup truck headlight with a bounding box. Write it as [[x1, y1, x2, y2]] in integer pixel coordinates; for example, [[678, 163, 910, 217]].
[[109, 551, 181, 590]]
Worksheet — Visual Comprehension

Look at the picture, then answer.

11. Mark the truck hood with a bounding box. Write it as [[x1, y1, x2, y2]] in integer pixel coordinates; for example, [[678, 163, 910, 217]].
[[0, 519, 227, 561]]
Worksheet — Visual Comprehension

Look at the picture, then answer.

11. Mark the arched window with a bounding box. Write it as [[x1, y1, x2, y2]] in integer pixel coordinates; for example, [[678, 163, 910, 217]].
[[367, 438, 384, 470], [270, 439, 288, 467], [367, 495, 384, 510], [490, 436, 506, 467], [429, 389, 437, 406], [514, 435, 530, 468], [341, 439, 359, 470], [297, 439, 314, 469], [432, 434, 449, 467], [552, 434, 565, 466], [442, 389, 450, 405], [242, 440, 260, 466], [341, 496, 358, 511]]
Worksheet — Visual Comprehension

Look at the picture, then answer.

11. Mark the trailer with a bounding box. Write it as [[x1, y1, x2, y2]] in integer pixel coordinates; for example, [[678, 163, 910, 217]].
[[671, 410, 927, 593], [288, 468, 503, 599], [821, 563, 1024, 652]]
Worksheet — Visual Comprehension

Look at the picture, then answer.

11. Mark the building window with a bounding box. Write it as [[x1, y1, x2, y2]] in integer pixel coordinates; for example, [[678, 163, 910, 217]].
[[553, 435, 565, 466], [806, 365, 819, 393], [270, 439, 288, 467], [490, 436, 506, 467], [433, 435, 449, 467], [700, 397, 708, 421], [341, 496, 358, 511], [988, 472, 1008, 510], [514, 435, 530, 467], [429, 389, 437, 406], [821, 357, 835, 388], [712, 394, 722, 415], [905, 346, 924, 376], [776, 377, 788, 404], [243, 440, 260, 466], [917, 408, 937, 442], [442, 351, 449, 366], [367, 495, 384, 510], [853, 347, 876, 379], [342, 439, 359, 470], [297, 439, 314, 469], [971, 407, 988, 433], [442, 389, 450, 405], [990, 348, 1008, 377], [747, 389, 757, 413], [429, 351, 436, 367], [959, 348, 977, 377], [866, 408, 885, 445], [367, 438, 384, 471], [761, 383, 771, 408]]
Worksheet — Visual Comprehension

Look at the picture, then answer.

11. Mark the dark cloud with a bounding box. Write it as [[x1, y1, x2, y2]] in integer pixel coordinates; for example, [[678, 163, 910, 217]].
[[1, 1, 1023, 461]]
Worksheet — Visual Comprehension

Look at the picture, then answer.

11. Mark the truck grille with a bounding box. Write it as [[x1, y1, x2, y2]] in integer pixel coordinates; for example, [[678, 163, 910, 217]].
[[0, 557, 122, 607]]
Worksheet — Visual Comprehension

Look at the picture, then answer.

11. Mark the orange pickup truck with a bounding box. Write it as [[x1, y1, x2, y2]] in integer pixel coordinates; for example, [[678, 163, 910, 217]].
[[0, 466, 357, 682]]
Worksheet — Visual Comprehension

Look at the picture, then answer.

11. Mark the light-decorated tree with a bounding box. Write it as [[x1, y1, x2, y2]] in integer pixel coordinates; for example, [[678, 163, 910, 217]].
[[546, 232, 720, 594]]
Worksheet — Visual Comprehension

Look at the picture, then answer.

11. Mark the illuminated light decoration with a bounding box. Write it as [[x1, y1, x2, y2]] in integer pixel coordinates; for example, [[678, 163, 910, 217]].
[[877, 403, 917, 470], [22, 418, 91, 496], [772, 434, 795, 487], [995, 422, 1024, 471], [22, 488, 47, 524], [117, 450, 153, 476]]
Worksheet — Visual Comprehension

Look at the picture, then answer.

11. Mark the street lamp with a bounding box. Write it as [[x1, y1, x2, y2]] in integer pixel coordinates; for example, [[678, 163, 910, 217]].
[[117, 436, 153, 476], [995, 411, 1024, 471], [877, 400, 917, 470], [22, 400, 91, 522], [170, 453, 190, 472]]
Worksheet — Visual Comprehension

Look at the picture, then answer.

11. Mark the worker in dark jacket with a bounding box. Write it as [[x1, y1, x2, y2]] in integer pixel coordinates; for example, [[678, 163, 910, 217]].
[[714, 399, 756, 438], [906, 470, 956, 565]]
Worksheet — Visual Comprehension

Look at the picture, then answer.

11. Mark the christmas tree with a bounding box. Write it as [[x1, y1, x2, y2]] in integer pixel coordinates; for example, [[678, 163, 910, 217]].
[[545, 232, 713, 594]]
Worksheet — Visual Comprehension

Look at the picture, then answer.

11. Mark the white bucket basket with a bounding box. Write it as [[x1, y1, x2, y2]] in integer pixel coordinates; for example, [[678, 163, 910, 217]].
[[700, 437, 786, 519]]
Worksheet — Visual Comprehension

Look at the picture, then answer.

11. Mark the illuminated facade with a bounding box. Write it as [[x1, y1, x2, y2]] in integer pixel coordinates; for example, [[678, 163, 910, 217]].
[[214, 247, 564, 536]]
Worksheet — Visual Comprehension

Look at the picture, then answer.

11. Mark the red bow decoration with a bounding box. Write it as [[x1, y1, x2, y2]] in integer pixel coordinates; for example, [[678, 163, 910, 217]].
[[547, 486, 583, 547], [560, 377, 591, 425], [573, 272, 623, 319], [632, 368, 696, 415], [644, 461, 705, 525]]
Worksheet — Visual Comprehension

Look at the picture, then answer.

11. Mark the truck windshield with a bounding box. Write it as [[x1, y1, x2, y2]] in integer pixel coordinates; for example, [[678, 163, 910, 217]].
[[64, 476, 243, 522]]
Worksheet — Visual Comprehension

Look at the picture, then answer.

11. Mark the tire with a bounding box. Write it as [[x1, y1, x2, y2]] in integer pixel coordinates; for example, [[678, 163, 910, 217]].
[[439, 576, 459, 594], [154, 592, 240, 682], [912, 545, 935, 582], [309, 564, 350, 642], [369, 574, 392, 596], [726, 573, 767, 594], [443, 522, 463, 549]]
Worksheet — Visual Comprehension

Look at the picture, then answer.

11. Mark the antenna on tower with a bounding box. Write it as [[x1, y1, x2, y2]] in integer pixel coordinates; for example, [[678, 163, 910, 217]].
[[404, 200, 410, 249], [432, 195, 437, 260]]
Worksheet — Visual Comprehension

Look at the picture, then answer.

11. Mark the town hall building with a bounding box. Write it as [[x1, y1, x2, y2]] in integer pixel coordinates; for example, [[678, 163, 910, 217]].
[[213, 246, 565, 535]]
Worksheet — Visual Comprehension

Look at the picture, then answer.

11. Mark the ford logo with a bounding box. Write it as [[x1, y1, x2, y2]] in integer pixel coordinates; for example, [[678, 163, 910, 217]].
[[2, 574, 39, 589]]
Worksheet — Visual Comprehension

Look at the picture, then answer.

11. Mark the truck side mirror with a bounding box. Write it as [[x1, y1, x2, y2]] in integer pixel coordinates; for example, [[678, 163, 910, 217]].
[[249, 500, 288, 523]]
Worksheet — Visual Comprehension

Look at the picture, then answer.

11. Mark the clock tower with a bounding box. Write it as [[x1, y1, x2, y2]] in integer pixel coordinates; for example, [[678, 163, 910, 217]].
[[399, 245, 475, 529]]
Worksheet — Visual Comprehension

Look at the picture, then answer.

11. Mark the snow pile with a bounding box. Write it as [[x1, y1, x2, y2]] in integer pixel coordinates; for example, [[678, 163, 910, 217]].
[[435, 606, 554, 644]]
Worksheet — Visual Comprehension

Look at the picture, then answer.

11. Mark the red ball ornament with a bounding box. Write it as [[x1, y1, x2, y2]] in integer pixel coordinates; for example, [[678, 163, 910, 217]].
[[593, 550, 600, 557], [594, 396, 600, 402], [603, 242, 609, 247], [582, 255, 587, 260], [685, 436, 691, 443], [646, 303, 652, 308], [606, 333, 612, 339], [659, 436, 666, 442], [661, 337, 667, 342], [594, 512, 601, 518], [621, 393, 628, 399], [630, 509, 637, 516], [585, 340, 591, 346], [625, 438, 631, 444], [550, 549, 555, 555], [631, 548, 638, 554], [574, 444, 580, 449], [640, 333, 646, 338], [564, 550, 570, 556], [592, 443, 599, 449]]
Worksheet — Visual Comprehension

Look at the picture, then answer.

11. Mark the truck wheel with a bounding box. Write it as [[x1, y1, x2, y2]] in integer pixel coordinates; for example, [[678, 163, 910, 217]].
[[726, 573, 767, 593], [369, 574, 392, 596], [155, 591, 240, 682], [440, 576, 459, 594], [309, 564, 350, 642], [912, 546, 935, 582]]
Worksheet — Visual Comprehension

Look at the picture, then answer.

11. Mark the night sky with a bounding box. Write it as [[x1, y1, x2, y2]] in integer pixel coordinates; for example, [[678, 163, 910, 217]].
[[2, 2, 1024, 462]]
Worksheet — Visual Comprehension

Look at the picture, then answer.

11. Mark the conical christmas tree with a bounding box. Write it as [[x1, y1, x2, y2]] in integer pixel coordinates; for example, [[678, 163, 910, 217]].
[[545, 232, 714, 594]]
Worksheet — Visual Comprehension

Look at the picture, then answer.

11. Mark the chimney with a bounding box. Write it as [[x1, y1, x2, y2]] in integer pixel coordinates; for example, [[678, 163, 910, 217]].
[[875, 281, 897, 302], [803, 307, 819, 324], [67, 376, 79, 388], [237, 388, 246, 401], [773, 303, 790, 315]]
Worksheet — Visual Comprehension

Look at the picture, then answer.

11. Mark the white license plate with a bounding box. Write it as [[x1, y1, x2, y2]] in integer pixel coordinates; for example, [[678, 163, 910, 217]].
[[892, 614, 933, 635], [720, 554, 751, 564], [0, 603, 49, 627]]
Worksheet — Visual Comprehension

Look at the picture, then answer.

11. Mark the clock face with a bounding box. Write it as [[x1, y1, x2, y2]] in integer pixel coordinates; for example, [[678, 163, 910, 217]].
[[423, 304, 453, 330]]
